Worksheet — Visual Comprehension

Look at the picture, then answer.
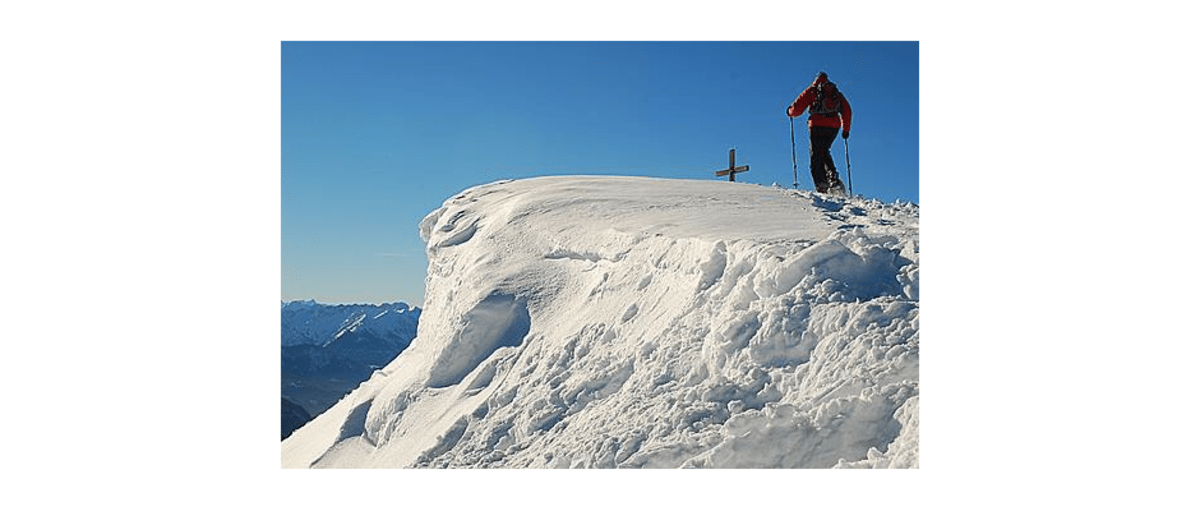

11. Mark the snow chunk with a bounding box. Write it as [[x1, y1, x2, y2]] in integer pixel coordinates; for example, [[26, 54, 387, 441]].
[[283, 176, 918, 469]]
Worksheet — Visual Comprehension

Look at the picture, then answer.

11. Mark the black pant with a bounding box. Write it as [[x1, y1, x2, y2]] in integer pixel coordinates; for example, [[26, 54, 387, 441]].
[[809, 126, 844, 193]]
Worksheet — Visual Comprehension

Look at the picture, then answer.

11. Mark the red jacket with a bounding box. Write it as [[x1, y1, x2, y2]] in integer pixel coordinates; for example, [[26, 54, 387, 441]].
[[788, 75, 852, 132]]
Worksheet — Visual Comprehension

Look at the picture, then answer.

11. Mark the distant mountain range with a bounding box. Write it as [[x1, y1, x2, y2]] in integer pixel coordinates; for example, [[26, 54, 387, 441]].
[[281, 300, 420, 439]]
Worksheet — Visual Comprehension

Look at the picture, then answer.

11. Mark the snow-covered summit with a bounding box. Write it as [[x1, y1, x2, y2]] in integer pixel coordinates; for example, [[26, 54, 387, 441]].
[[282, 176, 918, 468]]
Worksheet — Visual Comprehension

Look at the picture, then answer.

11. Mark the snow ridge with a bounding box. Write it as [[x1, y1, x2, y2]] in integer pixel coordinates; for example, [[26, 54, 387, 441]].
[[282, 176, 918, 468]]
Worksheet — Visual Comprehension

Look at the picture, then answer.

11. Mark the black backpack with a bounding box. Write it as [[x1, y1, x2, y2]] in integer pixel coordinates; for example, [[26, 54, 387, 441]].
[[809, 82, 843, 117]]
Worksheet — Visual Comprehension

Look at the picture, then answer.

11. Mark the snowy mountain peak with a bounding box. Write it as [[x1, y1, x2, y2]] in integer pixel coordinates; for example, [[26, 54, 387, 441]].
[[281, 302, 418, 348], [282, 176, 918, 468], [281, 299, 318, 310]]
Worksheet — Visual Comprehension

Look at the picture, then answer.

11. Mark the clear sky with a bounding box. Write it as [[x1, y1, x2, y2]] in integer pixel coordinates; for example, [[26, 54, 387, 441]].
[[282, 41, 919, 306]]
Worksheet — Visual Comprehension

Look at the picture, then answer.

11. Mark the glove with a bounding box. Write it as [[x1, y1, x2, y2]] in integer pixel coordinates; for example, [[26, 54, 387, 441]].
[[842, 130, 850, 139]]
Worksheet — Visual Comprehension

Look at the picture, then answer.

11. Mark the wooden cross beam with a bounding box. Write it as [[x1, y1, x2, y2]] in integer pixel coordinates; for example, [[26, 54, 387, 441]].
[[715, 148, 750, 181]]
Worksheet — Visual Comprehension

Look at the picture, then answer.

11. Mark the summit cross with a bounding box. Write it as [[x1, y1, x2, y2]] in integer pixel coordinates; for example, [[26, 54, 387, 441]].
[[715, 148, 749, 182]]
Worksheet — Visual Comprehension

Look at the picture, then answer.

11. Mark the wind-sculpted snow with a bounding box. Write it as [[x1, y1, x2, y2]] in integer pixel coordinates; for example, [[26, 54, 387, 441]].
[[426, 293, 531, 388], [282, 176, 919, 468]]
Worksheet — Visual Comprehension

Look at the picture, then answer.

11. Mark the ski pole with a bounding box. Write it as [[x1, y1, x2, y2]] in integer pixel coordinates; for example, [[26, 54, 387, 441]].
[[790, 117, 799, 188], [843, 137, 853, 197]]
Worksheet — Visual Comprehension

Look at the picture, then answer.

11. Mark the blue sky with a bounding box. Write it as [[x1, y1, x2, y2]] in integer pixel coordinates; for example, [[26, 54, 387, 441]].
[[282, 41, 918, 306]]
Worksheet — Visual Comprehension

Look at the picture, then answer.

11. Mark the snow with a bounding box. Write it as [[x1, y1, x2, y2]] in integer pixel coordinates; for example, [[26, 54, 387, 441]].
[[281, 175, 919, 468]]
